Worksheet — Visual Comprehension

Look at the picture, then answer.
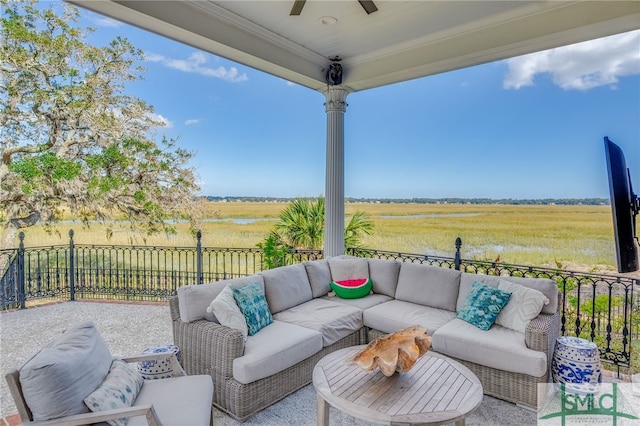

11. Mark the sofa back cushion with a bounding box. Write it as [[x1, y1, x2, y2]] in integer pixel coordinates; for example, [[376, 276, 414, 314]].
[[367, 258, 400, 297], [260, 263, 313, 314], [178, 275, 264, 323], [304, 259, 332, 298], [328, 257, 370, 281], [457, 273, 558, 315], [19, 322, 113, 421], [395, 263, 461, 312]]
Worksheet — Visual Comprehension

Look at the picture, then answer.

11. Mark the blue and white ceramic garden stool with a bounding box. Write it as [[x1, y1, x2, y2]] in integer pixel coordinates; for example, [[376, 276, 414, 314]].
[[137, 344, 180, 380], [551, 336, 602, 395]]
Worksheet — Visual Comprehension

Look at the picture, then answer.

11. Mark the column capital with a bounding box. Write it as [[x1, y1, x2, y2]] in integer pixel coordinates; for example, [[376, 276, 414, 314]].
[[321, 85, 353, 113]]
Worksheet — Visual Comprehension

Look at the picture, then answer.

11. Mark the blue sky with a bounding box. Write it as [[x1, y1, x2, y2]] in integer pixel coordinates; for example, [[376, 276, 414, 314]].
[[77, 5, 639, 200]]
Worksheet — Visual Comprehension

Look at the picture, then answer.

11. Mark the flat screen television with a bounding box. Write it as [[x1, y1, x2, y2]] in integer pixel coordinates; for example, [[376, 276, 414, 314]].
[[604, 137, 639, 273]]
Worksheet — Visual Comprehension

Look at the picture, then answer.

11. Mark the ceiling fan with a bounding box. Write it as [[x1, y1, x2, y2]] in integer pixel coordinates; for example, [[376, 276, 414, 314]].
[[290, 0, 378, 16]]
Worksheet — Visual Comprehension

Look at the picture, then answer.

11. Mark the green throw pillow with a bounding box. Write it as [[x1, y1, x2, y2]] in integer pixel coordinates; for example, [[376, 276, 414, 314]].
[[233, 282, 273, 335], [456, 281, 511, 330], [330, 278, 372, 299]]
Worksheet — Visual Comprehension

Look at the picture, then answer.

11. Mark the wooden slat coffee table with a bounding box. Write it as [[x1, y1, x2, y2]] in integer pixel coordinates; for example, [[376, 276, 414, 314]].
[[313, 345, 483, 425]]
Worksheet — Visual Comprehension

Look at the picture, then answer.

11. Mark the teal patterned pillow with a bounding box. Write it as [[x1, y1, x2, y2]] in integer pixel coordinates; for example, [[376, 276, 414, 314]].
[[456, 281, 511, 330], [233, 282, 273, 335], [84, 359, 144, 426]]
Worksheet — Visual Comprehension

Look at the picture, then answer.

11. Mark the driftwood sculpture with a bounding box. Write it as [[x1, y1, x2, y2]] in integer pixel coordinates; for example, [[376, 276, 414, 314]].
[[352, 325, 432, 376]]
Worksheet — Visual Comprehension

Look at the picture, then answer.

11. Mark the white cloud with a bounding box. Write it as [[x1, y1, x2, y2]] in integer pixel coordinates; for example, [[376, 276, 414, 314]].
[[145, 51, 248, 83], [504, 30, 640, 90], [185, 119, 201, 126], [147, 113, 173, 128], [96, 17, 121, 28], [89, 14, 123, 28]]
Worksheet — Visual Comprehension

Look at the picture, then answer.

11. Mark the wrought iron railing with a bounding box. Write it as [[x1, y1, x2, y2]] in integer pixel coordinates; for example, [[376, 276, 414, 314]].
[[0, 230, 323, 306], [2, 230, 638, 370]]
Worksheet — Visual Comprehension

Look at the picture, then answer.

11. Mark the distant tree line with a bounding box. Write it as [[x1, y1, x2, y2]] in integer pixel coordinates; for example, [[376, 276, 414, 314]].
[[203, 196, 609, 206]]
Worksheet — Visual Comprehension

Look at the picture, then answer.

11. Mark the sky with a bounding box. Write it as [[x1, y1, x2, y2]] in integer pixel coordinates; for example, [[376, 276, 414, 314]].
[[73, 3, 640, 200]]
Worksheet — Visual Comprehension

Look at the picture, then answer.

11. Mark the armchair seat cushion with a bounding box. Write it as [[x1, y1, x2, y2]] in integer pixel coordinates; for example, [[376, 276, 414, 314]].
[[128, 375, 214, 426]]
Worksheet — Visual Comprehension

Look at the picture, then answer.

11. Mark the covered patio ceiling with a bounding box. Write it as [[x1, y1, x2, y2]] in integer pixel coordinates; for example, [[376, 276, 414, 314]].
[[69, 1, 639, 92], [69, 1, 640, 256]]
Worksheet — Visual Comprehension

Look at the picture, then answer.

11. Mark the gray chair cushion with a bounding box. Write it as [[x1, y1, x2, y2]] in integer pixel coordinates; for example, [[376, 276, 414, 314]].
[[260, 263, 313, 314], [19, 322, 113, 421], [395, 263, 461, 311], [367, 258, 401, 297], [129, 375, 214, 426], [273, 298, 362, 346]]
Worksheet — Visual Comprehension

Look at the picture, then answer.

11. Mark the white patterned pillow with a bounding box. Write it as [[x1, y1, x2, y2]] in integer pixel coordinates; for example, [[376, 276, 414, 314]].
[[495, 279, 550, 333], [207, 285, 249, 340], [84, 359, 144, 426]]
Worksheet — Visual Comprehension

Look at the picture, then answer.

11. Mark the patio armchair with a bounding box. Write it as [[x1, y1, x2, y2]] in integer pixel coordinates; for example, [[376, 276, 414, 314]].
[[4, 322, 214, 426]]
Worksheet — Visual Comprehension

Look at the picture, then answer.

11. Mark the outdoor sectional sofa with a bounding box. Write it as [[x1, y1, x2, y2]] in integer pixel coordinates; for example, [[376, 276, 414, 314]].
[[170, 256, 560, 421]]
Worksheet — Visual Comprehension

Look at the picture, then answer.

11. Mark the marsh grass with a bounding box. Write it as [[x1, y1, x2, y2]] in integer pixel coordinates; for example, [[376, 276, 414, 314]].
[[16, 202, 618, 273]]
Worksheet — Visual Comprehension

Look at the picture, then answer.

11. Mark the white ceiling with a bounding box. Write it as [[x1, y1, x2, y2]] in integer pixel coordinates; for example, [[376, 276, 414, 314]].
[[70, 1, 640, 92]]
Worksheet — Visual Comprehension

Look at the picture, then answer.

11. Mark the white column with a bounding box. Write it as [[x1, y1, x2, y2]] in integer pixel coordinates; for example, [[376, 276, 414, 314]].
[[321, 86, 351, 257]]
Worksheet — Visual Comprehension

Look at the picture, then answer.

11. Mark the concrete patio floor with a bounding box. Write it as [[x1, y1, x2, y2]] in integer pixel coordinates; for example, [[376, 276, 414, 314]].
[[0, 300, 623, 425]]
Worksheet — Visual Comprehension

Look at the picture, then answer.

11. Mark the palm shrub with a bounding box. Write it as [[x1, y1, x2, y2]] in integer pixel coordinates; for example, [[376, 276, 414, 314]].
[[258, 197, 374, 268]]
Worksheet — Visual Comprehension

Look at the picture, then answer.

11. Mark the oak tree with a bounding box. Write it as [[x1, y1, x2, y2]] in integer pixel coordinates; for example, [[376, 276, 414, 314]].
[[0, 0, 200, 249]]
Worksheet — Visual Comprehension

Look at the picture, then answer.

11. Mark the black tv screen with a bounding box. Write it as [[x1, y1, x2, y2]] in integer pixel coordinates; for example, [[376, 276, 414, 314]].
[[604, 137, 639, 273]]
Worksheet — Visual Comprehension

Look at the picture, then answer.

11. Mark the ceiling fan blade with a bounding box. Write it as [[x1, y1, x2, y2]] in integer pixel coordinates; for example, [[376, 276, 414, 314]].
[[290, 0, 306, 16], [358, 0, 378, 14]]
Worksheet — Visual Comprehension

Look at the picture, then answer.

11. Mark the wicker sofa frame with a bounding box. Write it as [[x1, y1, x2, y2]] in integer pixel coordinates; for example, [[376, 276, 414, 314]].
[[170, 290, 559, 420], [170, 298, 367, 420]]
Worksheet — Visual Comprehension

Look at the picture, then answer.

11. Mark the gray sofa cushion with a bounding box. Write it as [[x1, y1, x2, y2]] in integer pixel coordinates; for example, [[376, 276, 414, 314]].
[[178, 275, 265, 323], [304, 259, 332, 298], [395, 263, 461, 311], [130, 375, 213, 426], [19, 322, 113, 421], [457, 273, 558, 315], [260, 263, 313, 314], [363, 300, 456, 336], [232, 321, 322, 384], [273, 298, 362, 346], [367, 258, 401, 297], [431, 318, 547, 377], [322, 293, 392, 310], [328, 257, 370, 281]]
